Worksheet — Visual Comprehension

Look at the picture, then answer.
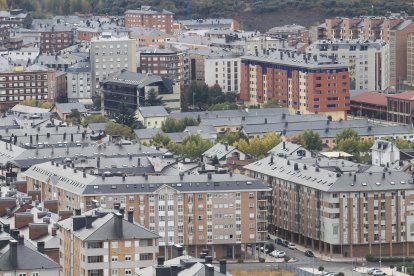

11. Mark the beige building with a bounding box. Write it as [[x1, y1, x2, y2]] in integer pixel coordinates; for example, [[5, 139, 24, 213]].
[[58, 210, 159, 276], [136, 106, 168, 128], [24, 162, 270, 260], [245, 154, 414, 257]]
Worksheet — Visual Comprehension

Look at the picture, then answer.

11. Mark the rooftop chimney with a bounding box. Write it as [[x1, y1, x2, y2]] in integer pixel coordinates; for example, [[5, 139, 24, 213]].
[[157, 256, 165, 266], [114, 213, 123, 238], [205, 256, 213, 264], [220, 260, 227, 275], [9, 240, 18, 267], [37, 241, 45, 253], [127, 210, 133, 223], [18, 234, 24, 245], [85, 215, 93, 229], [205, 264, 214, 276]]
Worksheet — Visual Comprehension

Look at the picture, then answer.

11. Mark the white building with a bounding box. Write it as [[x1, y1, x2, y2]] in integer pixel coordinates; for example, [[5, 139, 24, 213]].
[[244, 36, 285, 55], [204, 54, 240, 93], [0, 47, 40, 65], [371, 139, 400, 167], [66, 62, 92, 104], [90, 32, 137, 96], [307, 39, 390, 92]]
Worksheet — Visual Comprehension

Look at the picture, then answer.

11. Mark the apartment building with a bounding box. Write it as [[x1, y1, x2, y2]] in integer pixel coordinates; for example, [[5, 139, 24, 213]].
[[40, 25, 74, 54], [240, 51, 350, 120], [323, 13, 407, 42], [58, 210, 159, 276], [307, 39, 389, 91], [101, 70, 181, 114], [204, 54, 241, 93], [0, 65, 56, 110], [0, 9, 32, 28], [90, 32, 137, 96], [24, 162, 270, 259], [386, 90, 414, 125], [245, 153, 414, 257], [124, 7, 174, 34], [138, 46, 184, 86], [66, 62, 92, 104]]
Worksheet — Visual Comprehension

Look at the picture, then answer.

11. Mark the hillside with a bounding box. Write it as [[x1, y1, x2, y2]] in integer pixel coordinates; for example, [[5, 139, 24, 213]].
[[5, 0, 414, 31]]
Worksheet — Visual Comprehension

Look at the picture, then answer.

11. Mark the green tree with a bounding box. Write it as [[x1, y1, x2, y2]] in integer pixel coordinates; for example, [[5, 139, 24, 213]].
[[336, 128, 358, 144], [166, 134, 213, 159], [336, 137, 360, 156], [208, 102, 238, 111], [218, 131, 242, 145], [234, 132, 281, 158], [151, 132, 171, 147], [395, 138, 410, 149], [298, 129, 322, 151], [105, 121, 134, 139], [186, 81, 210, 111], [82, 114, 109, 126], [145, 89, 164, 106], [359, 139, 374, 152], [161, 117, 199, 133], [263, 99, 280, 108], [113, 103, 137, 128], [67, 108, 81, 124]]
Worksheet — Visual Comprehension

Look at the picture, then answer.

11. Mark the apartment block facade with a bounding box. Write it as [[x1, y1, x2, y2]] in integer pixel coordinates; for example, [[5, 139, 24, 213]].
[[124, 7, 174, 34], [138, 46, 184, 86], [307, 40, 389, 91], [40, 26, 74, 54], [0, 65, 56, 110], [59, 211, 159, 276], [240, 51, 350, 120], [66, 62, 92, 103], [90, 32, 137, 96], [24, 162, 270, 259], [245, 154, 414, 258], [204, 55, 241, 93]]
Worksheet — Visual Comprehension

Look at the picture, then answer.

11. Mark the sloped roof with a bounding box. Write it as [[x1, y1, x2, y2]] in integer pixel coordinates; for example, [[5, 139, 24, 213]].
[[351, 91, 387, 106]]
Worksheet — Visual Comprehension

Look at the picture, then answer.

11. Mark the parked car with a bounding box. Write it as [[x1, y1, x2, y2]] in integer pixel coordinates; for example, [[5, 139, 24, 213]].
[[275, 238, 284, 245], [304, 250, 314, 257], [287, 243, 296, 249], [368, 268, 384, 275], [260, 246, 270, 253], [282, 240, 289, 247], [372, 270, 386, 276], [271, 250, 286, 258]]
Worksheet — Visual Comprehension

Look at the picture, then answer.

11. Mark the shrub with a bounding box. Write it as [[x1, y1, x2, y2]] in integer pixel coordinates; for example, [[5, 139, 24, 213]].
[[337, 273, 345, 276], [284, 256, 291, 262], [318, 266, 324, 272], [259, 257, 266, 263]]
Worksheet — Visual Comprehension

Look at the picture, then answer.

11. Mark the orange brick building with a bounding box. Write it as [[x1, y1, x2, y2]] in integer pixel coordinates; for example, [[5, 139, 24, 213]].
[[240, 51, 350, 120], [124, 7, 174, 34]]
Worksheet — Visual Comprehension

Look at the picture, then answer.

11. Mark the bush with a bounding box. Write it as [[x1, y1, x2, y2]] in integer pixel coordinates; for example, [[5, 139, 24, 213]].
[[259, 257, 266, 263], [284, 256, 291, 262], [318, 266, 324, 272], [365, 254, 375, 262], [337, 273, 345, 276]]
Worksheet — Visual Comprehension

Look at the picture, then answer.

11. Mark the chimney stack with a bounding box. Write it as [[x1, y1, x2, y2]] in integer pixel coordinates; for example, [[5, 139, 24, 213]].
[[114, 213, 123, 238], [127, 210, 133, 223], [85, 215, 92, 229], [9, 240, 18, 267], [37, 241, 45, 253], [205, 264, 214, 276], [220, 260, 227, 274], [157, 256, 165, 266]]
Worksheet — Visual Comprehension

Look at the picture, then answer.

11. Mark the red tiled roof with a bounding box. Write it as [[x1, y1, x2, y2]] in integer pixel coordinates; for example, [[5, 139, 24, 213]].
[[350, 91, 387, 106], [386, 90, 414, 101]]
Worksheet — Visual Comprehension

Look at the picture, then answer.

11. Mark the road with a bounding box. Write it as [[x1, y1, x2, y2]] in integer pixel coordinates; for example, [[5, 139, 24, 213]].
[[230, 240, 363, 275]]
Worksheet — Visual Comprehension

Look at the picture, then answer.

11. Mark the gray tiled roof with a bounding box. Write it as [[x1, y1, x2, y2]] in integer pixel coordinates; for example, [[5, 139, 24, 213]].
[[0, 241, 60, 271], [138, 106, 168, 117], [55, 102, 87, 114]]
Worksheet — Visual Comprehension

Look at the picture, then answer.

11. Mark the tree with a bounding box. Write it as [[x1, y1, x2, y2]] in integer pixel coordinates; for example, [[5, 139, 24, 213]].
[[186, 81, 210, 111], [166, 134, 213, 159], [67, 109, 82, 124], [145, 89, 164, 106], [298, 129, 322, 151], [218, 131, 242, 145], [336, 128, 358, 144], [208, 102, 238, 111], [234, 132, 281, 158], [21, 99, 52, 109], [82, 114, 109, 126], [151, 132, 171, 147], [161, 117, 199, 133], [263, 99, 280, 108], [395, 138, 410, 149], [105, 121, 134, 139], [113, 103, 137, 128], [336, 137, 360, 156], [318, 266, 324, 272]]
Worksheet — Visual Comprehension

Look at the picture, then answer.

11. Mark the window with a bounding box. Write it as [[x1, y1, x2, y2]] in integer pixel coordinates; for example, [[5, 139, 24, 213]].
[[125, 269, 132, 275], [111, 241, 118, 248], [19, 274, 27, 276], [125, 255, 132, 261], [111, 270, 118, 276], [32, 273, 39, 276], [111, 256, 118, 262]]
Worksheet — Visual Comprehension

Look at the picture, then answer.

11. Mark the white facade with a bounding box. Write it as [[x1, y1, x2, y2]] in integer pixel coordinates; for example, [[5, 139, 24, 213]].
[[0, 48, 40, 64], [204, 56, 240, 93], [371, 140, 400, 167], [244, 36, 284, 55], [307, 39, 390, 92], [90, 32, 137, 95], [67, 63, 92, 103]]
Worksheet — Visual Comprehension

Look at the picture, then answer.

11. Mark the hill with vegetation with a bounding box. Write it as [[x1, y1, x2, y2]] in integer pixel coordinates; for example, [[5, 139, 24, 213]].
[[3, 0, 414, 30]]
